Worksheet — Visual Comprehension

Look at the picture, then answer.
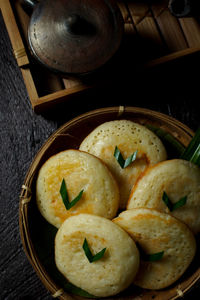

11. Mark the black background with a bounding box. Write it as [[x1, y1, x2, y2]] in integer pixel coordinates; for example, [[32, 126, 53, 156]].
[[0, 8, 200, 300]]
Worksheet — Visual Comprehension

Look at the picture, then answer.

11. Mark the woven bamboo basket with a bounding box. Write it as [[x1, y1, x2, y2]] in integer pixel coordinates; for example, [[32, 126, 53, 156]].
[[19, 106, 200, 299]]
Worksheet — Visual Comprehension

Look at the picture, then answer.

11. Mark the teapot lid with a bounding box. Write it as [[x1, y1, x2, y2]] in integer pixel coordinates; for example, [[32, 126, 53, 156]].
[[28, 0, 124, 75]]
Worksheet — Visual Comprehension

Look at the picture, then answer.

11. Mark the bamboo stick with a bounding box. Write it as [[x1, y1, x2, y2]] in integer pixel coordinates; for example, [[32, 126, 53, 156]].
[[151, 5, 188, 52], [179, 18, 200, 48], [127, 2, 165, 56], [144, 46, 200, 68], [62, 78, 83, 89], [14, 0, 30, 41], [117, 0, 130, 23], [118, 0, 136, 35], [151, 0, 169, 18], [126, 1, 149, 25], [33, 83, 91, 112], [21, 67, 39, 102], [136, 16, 164, 48], [0, 0, 29, 67], [124, 23, 135, 36]]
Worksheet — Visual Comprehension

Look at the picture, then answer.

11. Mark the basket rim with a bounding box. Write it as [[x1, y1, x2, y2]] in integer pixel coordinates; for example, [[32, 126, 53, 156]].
[[21, 106, 195, 184], [19, 106, 198, 300]]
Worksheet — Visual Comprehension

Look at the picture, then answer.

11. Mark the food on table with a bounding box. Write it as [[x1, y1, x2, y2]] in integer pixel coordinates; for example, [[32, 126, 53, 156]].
[[127, 159, 200, 234], [36, 149, 119, 228], [55, 213, 140, 297], [113, 208, 196, 290], [34, 119, 200, 296], [79, 120, 167, 208]]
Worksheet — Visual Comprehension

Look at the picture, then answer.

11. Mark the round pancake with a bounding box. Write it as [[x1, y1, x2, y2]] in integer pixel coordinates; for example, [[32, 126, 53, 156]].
[[55, 213, 140, 297], [127, 159, 200, 234], [79, 120, 167, 208], [113, 208, 196, 290], [36, 149, 119, 228]]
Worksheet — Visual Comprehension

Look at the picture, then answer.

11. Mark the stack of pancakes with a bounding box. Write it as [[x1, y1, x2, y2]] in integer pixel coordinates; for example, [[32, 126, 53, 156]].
[[36, 120, 199, 297]]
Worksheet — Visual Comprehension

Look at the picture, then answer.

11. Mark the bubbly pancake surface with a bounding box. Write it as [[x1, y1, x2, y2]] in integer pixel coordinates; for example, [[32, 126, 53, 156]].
[[79, 120, 167, 208], [113, 208, 196, 290], [127, 159, 200, 234], [55, 214, 140, 297], [36, 149, 119, 228]]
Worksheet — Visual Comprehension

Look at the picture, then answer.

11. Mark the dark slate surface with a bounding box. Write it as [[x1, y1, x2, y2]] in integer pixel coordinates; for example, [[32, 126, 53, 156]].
[[0, 9, 200, 300]]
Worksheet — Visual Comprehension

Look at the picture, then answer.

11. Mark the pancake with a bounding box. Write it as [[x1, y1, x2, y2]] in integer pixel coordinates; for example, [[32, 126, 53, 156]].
[[55, 213, 140, 297], [113, 208, 196, 290], [79, 120, 167, 208], [127, 159, 200, 234], [36, 149, 119, 228]]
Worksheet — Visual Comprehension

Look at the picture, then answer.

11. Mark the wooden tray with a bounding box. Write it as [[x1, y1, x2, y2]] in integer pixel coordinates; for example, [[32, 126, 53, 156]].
[[19, 106, 200, 300], [1, 0, 200, 112]]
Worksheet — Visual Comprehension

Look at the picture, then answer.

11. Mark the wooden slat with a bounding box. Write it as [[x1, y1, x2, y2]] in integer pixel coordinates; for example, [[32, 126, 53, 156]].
[[151, 6, 188, 52], [126, 1, 149, 25], [179, 18, 200, 48], [136, 16, 164, 47], [144, 46, 200, 68], [0, 0, 38, 101], [117, 0, 130, 23], [0, 0, 29, 67], [33, 84, 92, 112], [151, 0, 169, 18], [126, 2, 166, 59], [14, 0, 29, 40], [124, 23, 135, 36], [62, 78, 83, 89], [118, 1, 136, 35], [21, 67, 39, 102], [127, 2, 163, 45]]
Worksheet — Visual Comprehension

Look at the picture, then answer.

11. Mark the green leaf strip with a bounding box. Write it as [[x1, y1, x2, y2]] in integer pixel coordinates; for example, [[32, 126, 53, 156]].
[[145, 124, 185, 155], [172, 195, 187, 211], [60, 179, 84, 210], [162, 191, 173, 211], [114, 146, 138, 169], [162, 191, 187, 212], [137, 243, 164, 262], [144, 251, 164, 262], [114, 146, 125, 168], [124, 150, 138, 168], [64, 281, 97, 298], [180, 128, 200, 166], [82, 238, 106, 263]]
